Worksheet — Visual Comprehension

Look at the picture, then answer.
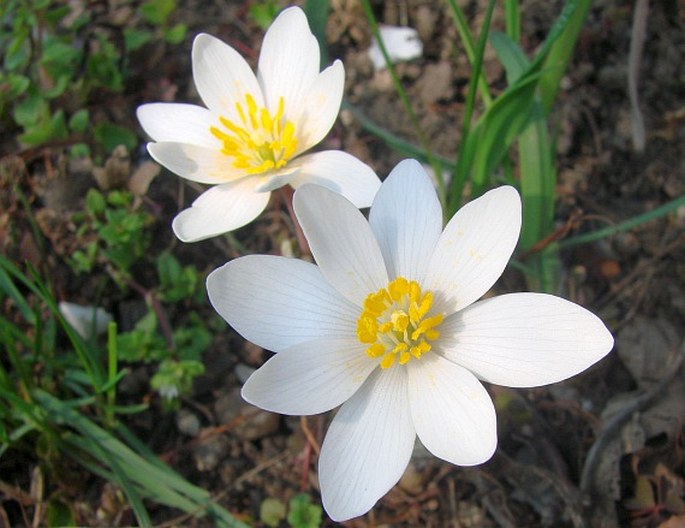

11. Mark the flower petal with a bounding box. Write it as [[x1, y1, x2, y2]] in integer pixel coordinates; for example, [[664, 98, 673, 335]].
[[369, 159, 442, 281], [172, 180, 269, 242], [440, 292, 614, 387], [319, 367, 415, 522], [192, 33, 263, 118], [294, 185, 388, 306], [257, 7, 320, 118], [407, 354, 497, 465], [241, 337, 376, 415], [288, 150, 380, 208], [147, 142, 243, 184], [292, 60, 344, 152], [425, 186, 521, 314], [207, 255, 359, 351], [137, 103, 219, 147]]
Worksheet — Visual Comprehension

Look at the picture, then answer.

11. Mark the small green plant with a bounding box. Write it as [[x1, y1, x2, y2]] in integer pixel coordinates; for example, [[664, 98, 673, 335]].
[[287, 494, 323, 528], [249, 0, 283, 30], [0, 0, 185, 156], [0, 255, 247, 527], [70, 188, 153, 286]]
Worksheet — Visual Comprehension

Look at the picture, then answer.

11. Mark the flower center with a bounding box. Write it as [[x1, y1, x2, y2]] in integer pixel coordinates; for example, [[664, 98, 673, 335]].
[[356, 277, 444, 369], [210, 94, 298, 175]]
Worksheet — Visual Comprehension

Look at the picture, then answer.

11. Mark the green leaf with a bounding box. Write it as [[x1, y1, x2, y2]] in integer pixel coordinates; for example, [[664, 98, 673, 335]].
[[94, 122, 138, 153], [123, 28, 153, 52], [18, 109, 69, 146], [69, 108, 89, 133], [287, 494, 322, 528], [13, 92, 49, 127], [163, 23, 187, 44], [0, 73, 30, 100], [157, 252, 198, 302], [249, 1, 282, 30], [303, 0, 329, 66], [42, 75, 70, 98], [539, 0, 591, 113], [260, 498, 287, 527], [4, 32, 30, 71], [450, 73, 540, 209], [139, 0, 177, 25], [45, 498, 76, 527], [41, 39, 80, 69], [85, 188, 106, 216]]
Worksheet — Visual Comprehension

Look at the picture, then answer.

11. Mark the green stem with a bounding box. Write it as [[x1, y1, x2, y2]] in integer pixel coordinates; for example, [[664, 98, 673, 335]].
[[558, 194, 685, 249]]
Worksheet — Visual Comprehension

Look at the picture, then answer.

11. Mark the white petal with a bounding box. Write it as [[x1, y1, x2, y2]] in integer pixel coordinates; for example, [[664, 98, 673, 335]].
[[252, 168, 298, 193], [172, 180, 269, 242], [58, 302, 112, 340], [288, 150, 380, 208], [257, 7, 320, 118], [407, 354, 497, 465], [292, 61, 344, 153], [440, 293, 614, 387], [425, 186, 521, 314], [207, 255, 359, 351], [368, 25, 423, 70], [241, 337, 376, 415], [147, 142, 243, 184], [136, 103, 218, 148], [369, 159, 442, 281], [192, 33, 263, 118], [294, 185, 388, 306], [319, 368, 415, 522]]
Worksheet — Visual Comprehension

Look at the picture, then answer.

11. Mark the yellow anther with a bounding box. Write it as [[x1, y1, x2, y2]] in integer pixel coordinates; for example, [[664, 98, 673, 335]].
[[367, 343, 385, 357], [356, 316, 378, 344], [380, 354, 396, 369], [391, 311, 409, 333], [210, 94, 298, 176], [356, 277, 443, 369]]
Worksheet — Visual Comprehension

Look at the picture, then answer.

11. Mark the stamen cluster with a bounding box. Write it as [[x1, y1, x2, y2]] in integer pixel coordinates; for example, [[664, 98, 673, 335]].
[[210, 94, 298, 175], [356, 277, 443, 369]]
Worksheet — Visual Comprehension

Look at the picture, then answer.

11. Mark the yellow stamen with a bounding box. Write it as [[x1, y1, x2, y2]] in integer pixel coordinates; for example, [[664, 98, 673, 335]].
[[209, 94, 298, 176], [356, 277, 444, 369]]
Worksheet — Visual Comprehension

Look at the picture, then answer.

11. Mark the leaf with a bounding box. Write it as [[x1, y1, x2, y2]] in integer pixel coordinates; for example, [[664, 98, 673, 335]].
[[123, 28, 153, 52], [139, 0, 176, 25], [260, 497, 286, 527], [454, 73, 539, 200], [287, 494, 322, 528], [163, 23, 187, 44], [69, 108, 89, 133], [94, 122, 138, 153]]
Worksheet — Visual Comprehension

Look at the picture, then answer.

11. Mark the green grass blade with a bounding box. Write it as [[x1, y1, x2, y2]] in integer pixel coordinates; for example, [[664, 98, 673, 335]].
[[34, 390, 249, 527], [445, 0, 493, 106], [491, 31, 559, 291], [539, 0, 591, 113], [343, 102, 456, 170], [504, 0, 521, 42], [559, 194, 685, 249], [447, 73, 540, 216]]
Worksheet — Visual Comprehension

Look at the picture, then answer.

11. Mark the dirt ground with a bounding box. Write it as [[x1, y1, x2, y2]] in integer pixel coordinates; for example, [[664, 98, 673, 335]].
[[2, 0, 684, 526]]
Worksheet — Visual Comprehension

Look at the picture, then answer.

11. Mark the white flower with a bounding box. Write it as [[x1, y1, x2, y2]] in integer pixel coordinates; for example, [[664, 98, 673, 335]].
[[137, 7, 380, 242], [207, 159, 614, 521], [368, 25, 423, 70]]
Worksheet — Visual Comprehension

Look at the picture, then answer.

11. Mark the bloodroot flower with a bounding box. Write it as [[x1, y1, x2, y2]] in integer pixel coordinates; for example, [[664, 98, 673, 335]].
[[137, 7, 380, 242], [207, 159, 614, 521]]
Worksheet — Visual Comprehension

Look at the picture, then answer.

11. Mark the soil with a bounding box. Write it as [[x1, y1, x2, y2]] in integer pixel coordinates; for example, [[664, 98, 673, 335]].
[[1, 1, 684, 527]]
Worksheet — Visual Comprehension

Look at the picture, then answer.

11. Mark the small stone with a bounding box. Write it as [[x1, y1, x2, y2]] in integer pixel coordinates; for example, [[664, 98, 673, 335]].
[[193, 434, 229, 472], [176, 408, 201, 436], [215, 388, 280, 440]]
